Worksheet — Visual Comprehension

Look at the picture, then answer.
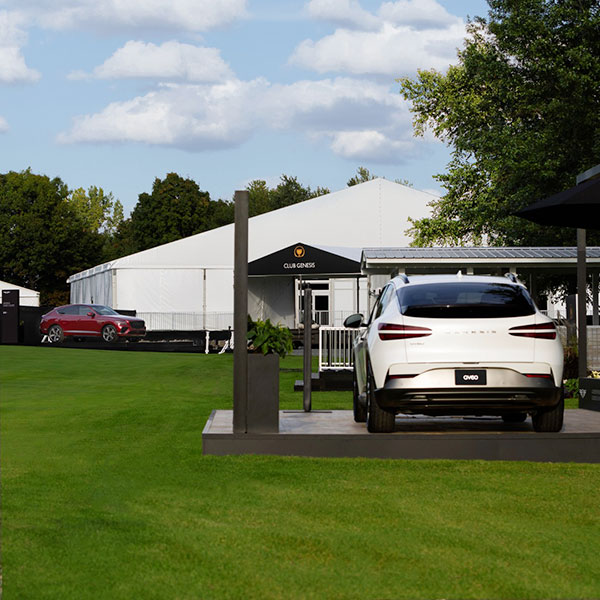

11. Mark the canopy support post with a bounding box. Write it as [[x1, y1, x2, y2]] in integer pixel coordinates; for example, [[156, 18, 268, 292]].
[[577, 228, 587, 379]]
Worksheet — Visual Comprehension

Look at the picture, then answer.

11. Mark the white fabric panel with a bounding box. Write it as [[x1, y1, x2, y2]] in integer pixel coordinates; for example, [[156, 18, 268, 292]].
[[69, 270, 112, 306], [205, 269, 233, 313], [248, 277, 295, 328], [115, 269, 203, 312]]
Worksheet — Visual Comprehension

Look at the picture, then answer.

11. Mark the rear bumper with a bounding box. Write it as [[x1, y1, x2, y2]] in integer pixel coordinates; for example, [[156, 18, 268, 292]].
[[375, 368, 561, 415]]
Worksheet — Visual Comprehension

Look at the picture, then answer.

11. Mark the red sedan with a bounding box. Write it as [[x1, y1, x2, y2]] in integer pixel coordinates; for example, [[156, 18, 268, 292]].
[[40, 304, 146, 343]]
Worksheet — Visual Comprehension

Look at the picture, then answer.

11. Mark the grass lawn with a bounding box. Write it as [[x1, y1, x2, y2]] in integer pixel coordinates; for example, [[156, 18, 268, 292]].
[[1, 346, 599, 599]]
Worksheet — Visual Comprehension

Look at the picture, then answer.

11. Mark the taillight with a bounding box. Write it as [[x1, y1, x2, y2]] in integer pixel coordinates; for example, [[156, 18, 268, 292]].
[[378, 323, 432, 340], [524, 373, 552, 379], [508, 322, 556, 340]]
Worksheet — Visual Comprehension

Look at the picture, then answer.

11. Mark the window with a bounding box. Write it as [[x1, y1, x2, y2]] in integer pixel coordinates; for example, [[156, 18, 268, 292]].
[[95, 306, 118, 315], [397, 282, 535, 319], [371, 284, 395, 322]]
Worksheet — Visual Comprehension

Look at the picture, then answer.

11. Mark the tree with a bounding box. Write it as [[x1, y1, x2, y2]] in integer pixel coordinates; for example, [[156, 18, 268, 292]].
[[130, 173, 211, 252], [399, 0, 600, 247], [270, 175, 329, 210], [246, 175, 329, 217], [347, 166, 413, 188], [207, 198, 235, 229], [0, 169, 103, 304], [68, 185, 126, 263], [247, 179, 273, 217], [68, 186, 124, 236], [347, 166, 376, 187]]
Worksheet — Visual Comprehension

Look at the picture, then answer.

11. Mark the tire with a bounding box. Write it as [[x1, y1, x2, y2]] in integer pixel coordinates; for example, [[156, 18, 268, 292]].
[[502, 412, 528, 423], [47, 324, 64, 344], [366, 364, 395, 433], [102, 324, 118, 343], [353, 365, 367, 423], [532, 389, 564, 433]]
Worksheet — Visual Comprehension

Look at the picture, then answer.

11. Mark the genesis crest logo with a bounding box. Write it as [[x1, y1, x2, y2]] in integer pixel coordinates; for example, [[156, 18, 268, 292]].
[[294, 245, 305, 258]]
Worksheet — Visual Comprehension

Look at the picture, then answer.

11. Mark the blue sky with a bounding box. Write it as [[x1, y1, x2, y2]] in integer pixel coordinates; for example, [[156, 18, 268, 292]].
[[1, 0, 490, 214]]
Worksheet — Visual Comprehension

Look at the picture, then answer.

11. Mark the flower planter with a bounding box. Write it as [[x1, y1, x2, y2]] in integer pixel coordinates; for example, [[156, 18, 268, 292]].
[[247, 353, 279, 433], [579, 377, 600, 411]]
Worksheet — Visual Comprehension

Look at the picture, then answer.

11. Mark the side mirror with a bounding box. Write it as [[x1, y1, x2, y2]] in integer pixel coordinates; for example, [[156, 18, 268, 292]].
[[343, 313, 364, 328], [87, 311, 95, 318]]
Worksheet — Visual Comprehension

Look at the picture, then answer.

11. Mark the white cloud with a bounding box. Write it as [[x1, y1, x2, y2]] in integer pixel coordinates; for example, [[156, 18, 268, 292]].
[[70, 41, 234, 82], [57, 79, 264, 149], [290, 20, 464, 76], [328, 130, 412, 162], [293, 0, 465, 77], [378, 0, 460, 30], [58, 76, 425, 163], [0, 11, 40, 83], [5, 0, 247, 33], [0, 116, 9, 132], [306, 0, 380, 31]]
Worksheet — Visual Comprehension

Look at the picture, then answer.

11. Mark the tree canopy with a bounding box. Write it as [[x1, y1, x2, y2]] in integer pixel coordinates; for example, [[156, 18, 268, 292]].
[[347, 166, 412, 188], [0, 170, 103, 304], [247, 175, 329, 217], [399, 0, 600, 247], [129, 173, 212, 252]]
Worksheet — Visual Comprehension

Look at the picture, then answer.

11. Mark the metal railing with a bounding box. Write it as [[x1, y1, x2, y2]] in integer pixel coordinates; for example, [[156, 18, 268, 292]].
[[319, 326, 362, 371], [137, 312, 234, 331]]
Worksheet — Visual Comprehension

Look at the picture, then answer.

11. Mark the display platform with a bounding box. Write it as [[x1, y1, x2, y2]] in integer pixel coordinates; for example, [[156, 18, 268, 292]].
[[202, 409, 600, 463]]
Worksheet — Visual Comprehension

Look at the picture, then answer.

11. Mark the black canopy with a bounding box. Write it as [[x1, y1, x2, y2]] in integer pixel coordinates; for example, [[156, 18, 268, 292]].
[[516, 177, 600, 230]]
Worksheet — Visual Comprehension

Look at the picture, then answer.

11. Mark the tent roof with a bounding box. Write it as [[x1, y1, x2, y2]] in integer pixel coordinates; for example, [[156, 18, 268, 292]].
[[0, 279, 40, 296], [68, 179, 434, 282]]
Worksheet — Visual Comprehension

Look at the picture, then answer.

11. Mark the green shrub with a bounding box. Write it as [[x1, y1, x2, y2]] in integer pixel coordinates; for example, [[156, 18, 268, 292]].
[[564, 378, 579, 399], [247, 318, 293, 358]]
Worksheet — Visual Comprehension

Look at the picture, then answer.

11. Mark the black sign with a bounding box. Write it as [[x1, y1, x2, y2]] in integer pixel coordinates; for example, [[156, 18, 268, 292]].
[[249, 242, 360, 276], [1, 289, 20, 344], [455, 369, 487, 385]]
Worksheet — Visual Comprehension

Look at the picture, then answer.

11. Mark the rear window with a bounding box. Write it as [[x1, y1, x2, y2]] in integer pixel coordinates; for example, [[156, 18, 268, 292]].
[[397, 282, 536, 319]]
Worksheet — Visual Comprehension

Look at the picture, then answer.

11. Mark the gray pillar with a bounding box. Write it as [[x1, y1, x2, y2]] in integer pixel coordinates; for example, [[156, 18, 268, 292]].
[[233, 191, 249, 433], [593, 271, 599, 327], [303, 286, 312, 412], [577, 228, 587, 379]]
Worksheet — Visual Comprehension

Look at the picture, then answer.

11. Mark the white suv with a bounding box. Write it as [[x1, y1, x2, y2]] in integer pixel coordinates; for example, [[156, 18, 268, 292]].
[[344, 273, 564, 433]]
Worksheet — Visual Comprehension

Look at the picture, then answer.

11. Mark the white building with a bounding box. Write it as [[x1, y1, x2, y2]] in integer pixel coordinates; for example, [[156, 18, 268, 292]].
[[67, 179, 434, 329], [0, 280, 40, 306]]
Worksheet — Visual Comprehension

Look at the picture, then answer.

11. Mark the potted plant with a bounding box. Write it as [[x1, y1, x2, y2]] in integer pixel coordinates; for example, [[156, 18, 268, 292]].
[[246, 317, 293, 433]]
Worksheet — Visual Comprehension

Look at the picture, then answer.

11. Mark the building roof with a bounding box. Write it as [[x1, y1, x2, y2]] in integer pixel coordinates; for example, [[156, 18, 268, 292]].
[[362, 247, 600, 260], [361, 246, 600, 275]]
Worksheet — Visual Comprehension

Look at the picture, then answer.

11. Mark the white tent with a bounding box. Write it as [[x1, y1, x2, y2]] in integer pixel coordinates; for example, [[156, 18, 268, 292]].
[[68, 179, 434, 327], [0, 280, 40, 306]]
